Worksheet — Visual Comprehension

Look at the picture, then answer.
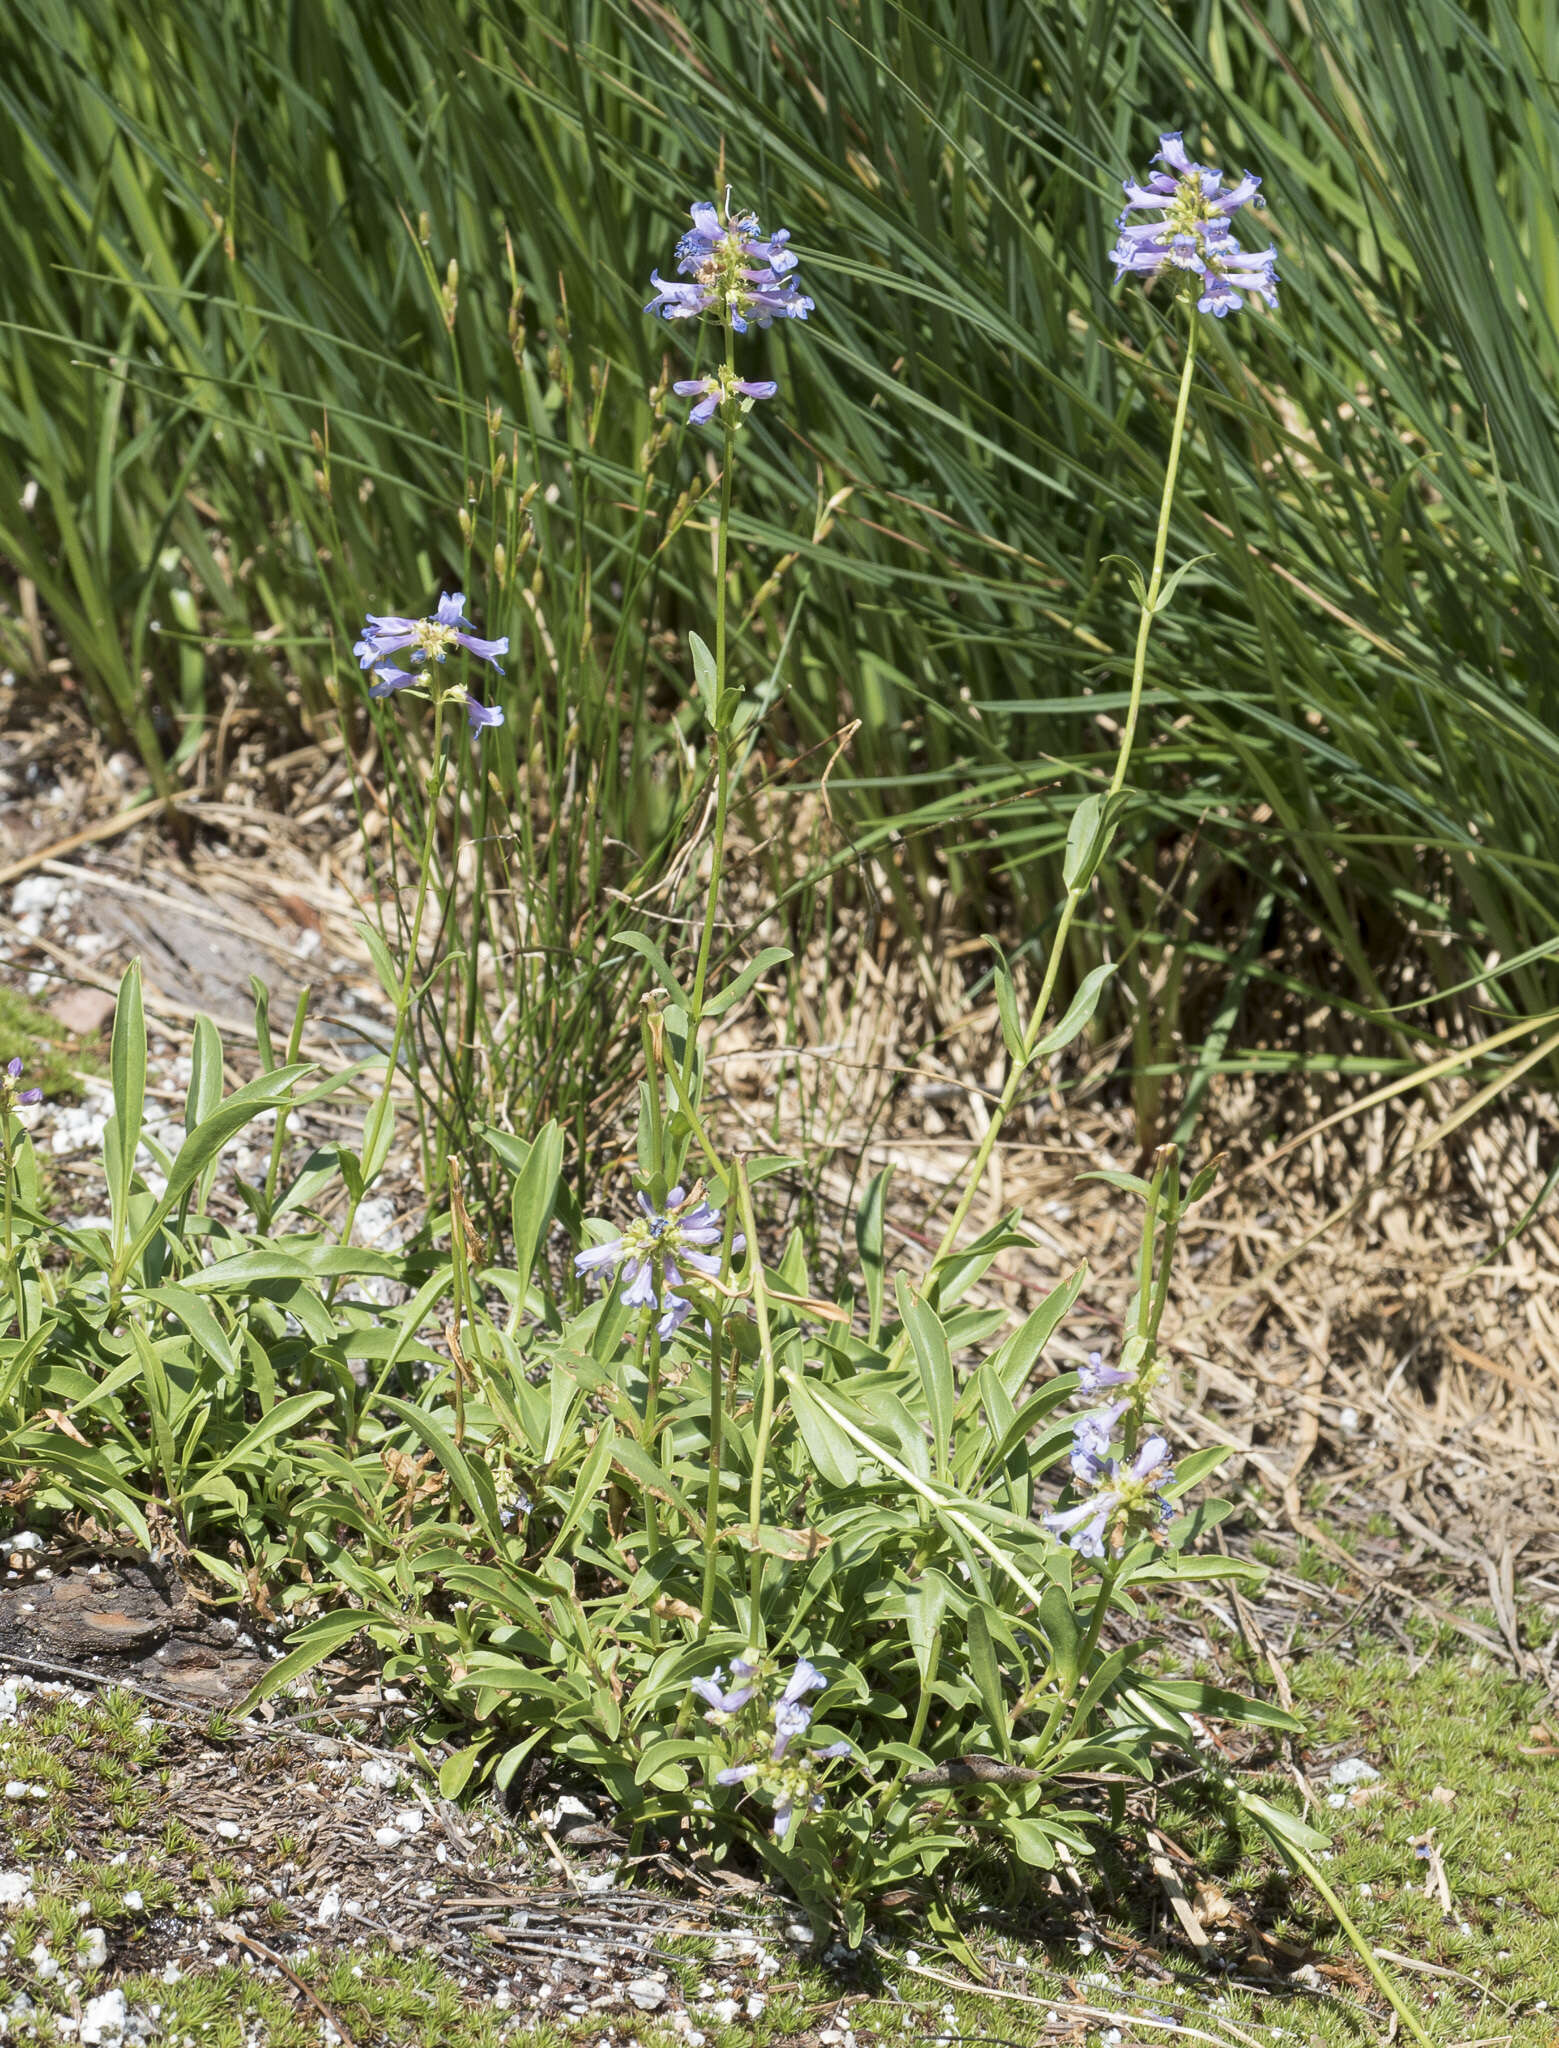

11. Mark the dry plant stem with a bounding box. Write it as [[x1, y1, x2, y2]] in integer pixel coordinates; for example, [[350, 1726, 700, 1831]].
[[908, 314, 1201, 1309]]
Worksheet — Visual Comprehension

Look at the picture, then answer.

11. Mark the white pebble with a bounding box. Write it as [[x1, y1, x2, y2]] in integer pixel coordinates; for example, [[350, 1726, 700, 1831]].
[[80, 1987, 129, 2045], [1327, 1757, 1381, 1788], [79, 1927, 109, 1969]]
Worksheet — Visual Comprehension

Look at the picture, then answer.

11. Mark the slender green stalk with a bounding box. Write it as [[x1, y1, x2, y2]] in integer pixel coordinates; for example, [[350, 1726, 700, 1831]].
[[698, 1309, 727, 1638], [683, 330, 739, 1086], [343, 702, 448, 1251], [736, 1162, 778, 1639], [1256, 1816, 1436, 2048], [904, 314, 1201, 1312], [1, 1119, 13, 1269], [261, 987, 311, 1221]]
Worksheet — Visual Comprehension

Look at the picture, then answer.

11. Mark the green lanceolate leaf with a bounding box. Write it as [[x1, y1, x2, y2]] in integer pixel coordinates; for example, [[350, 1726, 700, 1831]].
[[184, 1013, 223, 1135], [121, 1066, 312, 1273], [507, 1119, 564, 1300], [688, 630, 719, 721], [105, 958, 146, 1249], [904, 1569, 950, 1684], [855, 1165, 893, 1346], [787, 1371, 859, 1489], [703, 944, 792, 1019], [1149, 552, 1214, 614], [966, 1603, 1012, 1759], [896, 1274, 953, 1478], [1032, 963, 1115, 1062], [240, 1610, 387, 1716], [992, 949, 1025, 1065]]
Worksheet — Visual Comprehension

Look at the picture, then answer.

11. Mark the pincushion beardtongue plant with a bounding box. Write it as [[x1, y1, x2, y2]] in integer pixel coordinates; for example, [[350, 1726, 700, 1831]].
[[221, 160, 1425, 2028]]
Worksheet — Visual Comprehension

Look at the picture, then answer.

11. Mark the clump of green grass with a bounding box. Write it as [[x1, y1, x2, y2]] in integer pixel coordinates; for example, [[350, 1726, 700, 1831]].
[[0, 983, 96, 1101]]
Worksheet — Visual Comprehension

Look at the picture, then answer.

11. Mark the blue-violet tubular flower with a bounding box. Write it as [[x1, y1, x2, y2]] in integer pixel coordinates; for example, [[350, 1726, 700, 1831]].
[[1112, 131, 1278, 317]]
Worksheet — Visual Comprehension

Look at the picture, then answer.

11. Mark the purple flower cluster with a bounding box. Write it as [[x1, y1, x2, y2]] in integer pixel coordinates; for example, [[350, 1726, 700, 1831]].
[[574, 1184, 741, 1342], [1112, 132, 1278, 317], [645, 199, 813, 333], [700, 1657, 850, 1838], [673, 370, 778, 425], [354, 591, 507, 734], [1045, 1426, 1176, 1560], [2, 1058, 42, 1110]]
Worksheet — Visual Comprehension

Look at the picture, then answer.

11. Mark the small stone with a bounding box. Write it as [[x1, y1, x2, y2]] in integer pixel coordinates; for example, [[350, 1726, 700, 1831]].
[[122, 1892, 144, 1914], [1327, 1757, 1380, 1788], [391, 1808, 423, 1834], [373, 1827, 403, 1849], [627, 1978, 667, 2011], [0, 1868, 34, 1905], [745, 1993, 767, 2019], [315, 1891, 342, 1927], [78, 1927, 109, 1969], [706, 2000, 739, 2025], [215, 1821, 241, 1841], [7, 1532, 43, 1554], [80, 1987, 129, 2045], [3, 1782, 27, 1801], [358, 1759, 396, 1790]]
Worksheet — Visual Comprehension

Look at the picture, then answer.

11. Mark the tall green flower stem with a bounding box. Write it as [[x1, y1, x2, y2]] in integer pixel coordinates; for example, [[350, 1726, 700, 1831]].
[[342, 700, 449, 1255], [736, 1162, 780, 1639], [0, 1116, 18, 1309], [1251, 1812, 1436, 2048], [903, 312, 1200, 1325], [680, 334, 739, 1094]]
